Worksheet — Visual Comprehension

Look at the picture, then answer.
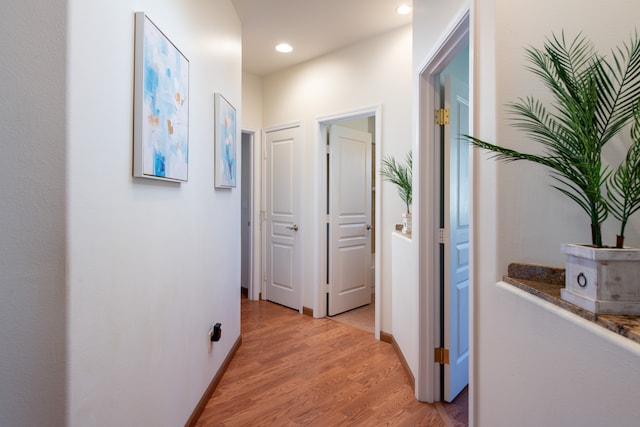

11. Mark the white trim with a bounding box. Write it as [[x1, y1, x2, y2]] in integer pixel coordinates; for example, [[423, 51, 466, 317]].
[[468, 4, 477, 423], [262, 122, 304, 134], [316, 105, 380, 124], [415, 9, 471, 403], [315, 106, 383, 340], [260, 128, 267, 300]]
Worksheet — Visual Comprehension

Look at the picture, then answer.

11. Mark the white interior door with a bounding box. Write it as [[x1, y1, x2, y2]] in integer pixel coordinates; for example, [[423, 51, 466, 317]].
[[327, 124, 372, 316], [443, 75, 470, 402], [265, 126, 301, 310]]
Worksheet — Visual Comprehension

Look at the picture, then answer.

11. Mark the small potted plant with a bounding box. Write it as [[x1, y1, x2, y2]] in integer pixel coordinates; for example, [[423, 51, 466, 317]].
[[381, 151, 412, 234], [466, 32, 640, 314]]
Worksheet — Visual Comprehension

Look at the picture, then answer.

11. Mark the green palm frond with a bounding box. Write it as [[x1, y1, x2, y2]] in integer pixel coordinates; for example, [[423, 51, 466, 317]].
[[595, 33, 640, 143], [465, 31, 640, 247], [381, 151, 412, 213], [607, 107, 640, 242]]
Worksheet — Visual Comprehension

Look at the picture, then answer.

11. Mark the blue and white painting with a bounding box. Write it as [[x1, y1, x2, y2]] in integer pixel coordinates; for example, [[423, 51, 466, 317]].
[[215, 93, 236, 188], [138, 14, 189, 182]]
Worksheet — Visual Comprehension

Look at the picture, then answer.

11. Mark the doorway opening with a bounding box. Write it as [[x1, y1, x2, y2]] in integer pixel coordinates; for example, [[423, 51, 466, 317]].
[[416, 10, 472, 405], [241, 130, 259, 301], [317, 106, 381, 339], [437, 43, 470, 403]]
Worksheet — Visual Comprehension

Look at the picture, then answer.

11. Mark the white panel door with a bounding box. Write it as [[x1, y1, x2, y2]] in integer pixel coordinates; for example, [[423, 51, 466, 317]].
[[328, 125, 372, 316], [444, 75, 470, 402], [265, 126, 301, 310]]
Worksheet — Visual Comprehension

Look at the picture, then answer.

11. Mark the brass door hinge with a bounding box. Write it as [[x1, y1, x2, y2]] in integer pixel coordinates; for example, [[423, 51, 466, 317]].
[[434, 347, 450, 365], [435, 108, 450, 125]]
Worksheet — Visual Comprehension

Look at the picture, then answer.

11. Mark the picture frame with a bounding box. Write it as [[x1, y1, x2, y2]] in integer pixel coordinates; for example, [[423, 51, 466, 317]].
[[133, 12, 189, 182], [214, 92, 237, 188]]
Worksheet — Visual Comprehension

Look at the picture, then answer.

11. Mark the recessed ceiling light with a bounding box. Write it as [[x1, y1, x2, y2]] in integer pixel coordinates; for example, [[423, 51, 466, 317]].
[[275, 43, 293, 53], [396, 4, 412, 15]]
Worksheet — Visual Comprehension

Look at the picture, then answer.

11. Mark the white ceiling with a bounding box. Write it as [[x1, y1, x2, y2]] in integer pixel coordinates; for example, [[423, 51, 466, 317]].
[[231, 0, 413, 76]]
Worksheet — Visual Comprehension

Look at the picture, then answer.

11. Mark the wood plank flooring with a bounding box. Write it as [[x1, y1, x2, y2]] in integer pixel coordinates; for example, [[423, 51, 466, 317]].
[[195, 297, 454, 426], [329, 299, 375, 334]]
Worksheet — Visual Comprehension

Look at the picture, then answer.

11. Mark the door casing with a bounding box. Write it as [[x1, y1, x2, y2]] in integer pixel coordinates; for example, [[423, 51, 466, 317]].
[[415, 9, 473, 404], [316, 106, 382, 339]]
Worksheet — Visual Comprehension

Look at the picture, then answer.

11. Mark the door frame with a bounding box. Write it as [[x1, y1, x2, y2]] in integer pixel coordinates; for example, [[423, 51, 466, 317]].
[[315, 105, 382, 339], [415, 9, 472, 403]]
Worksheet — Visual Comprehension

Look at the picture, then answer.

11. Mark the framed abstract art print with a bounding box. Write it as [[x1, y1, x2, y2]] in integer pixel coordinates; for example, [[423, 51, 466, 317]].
[[133, 12, 189, 182], [214, 92, 237, 188]]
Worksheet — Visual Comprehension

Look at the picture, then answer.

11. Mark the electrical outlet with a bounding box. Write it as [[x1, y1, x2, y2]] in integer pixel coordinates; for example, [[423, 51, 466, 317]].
[[208, 325, 214, 353]]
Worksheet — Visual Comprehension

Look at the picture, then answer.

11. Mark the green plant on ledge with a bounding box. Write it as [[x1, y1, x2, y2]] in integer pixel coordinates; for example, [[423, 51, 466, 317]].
[[381, 150, 413, 214], [466, 32, 640, 248], [607, 111, 640, 247]]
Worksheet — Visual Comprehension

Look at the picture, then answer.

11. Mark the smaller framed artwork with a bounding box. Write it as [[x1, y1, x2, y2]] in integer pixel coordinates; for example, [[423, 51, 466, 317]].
[[133, 12, 189, 182], [214, 93, 237, 188]]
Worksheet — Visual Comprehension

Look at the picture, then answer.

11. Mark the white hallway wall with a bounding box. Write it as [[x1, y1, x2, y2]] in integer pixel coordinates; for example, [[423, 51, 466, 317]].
[[415, 0, 640, 425], [0, 1, 67, 425], [242, 72, 263, 129], [259, 25, 413, 333], [67, 0, 242, 425]]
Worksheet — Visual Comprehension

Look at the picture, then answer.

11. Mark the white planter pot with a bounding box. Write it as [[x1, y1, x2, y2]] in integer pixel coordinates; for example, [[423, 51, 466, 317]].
[[402, 213, 412, 234], [560, 243, 640, 314]]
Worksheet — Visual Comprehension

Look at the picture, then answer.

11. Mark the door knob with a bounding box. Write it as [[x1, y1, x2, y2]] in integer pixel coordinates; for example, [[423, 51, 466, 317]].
[[366, 224, 372, 230], [286, 224, 299, 231]]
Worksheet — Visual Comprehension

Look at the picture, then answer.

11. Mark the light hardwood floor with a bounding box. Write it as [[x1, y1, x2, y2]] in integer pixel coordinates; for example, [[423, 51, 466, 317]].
[[329, 298, 375, 334], [195, 297, 467, 426]]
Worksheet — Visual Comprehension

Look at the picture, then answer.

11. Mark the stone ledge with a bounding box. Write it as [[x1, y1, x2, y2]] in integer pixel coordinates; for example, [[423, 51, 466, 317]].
[[393, 226, 411, 239], [505, 262, 640, 345]]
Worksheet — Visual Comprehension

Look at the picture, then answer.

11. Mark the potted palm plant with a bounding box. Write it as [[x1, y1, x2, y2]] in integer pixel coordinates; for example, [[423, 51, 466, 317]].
[[466, 32, 640, 314], [381, 151, 412, 234]]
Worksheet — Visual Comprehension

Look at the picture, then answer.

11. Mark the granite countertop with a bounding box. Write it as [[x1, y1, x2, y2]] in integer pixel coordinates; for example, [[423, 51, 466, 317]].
[[505, 263, 640, 345], [393, 224, 412, 239]]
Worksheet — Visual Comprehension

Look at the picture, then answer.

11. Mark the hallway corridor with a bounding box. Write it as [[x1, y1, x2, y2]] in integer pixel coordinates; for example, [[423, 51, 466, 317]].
[[195, 297, 467, 426]]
